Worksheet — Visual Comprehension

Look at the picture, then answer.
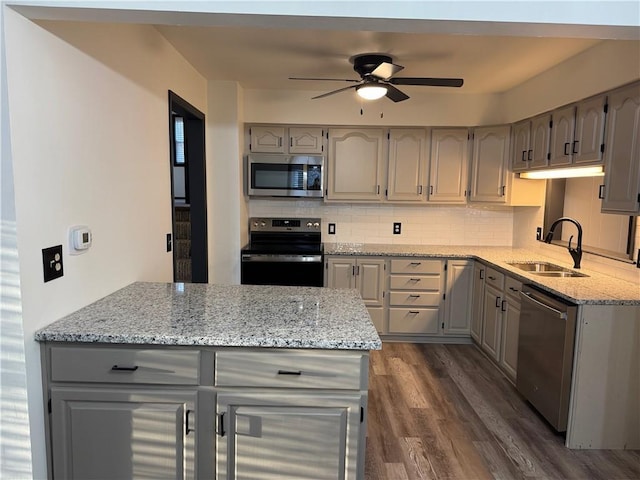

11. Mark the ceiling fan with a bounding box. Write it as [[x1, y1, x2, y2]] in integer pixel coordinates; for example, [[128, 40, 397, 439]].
[[289, 53, 464, 103]]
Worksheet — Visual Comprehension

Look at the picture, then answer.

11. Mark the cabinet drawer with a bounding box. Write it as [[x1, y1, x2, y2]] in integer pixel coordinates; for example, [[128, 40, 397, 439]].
[[389, 275, 441, 291], [389, 291, 440, 307], [390, 259, 442, 274], [215, 351, 365, 389], [388, 308, 440, 334], [505, 276, 522, 301], [49, 347, 200, 385], [485, 267, 505, 290]]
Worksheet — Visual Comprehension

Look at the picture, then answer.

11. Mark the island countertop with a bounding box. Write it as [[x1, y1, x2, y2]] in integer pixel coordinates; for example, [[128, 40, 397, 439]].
[[35, 282, 382, 350]]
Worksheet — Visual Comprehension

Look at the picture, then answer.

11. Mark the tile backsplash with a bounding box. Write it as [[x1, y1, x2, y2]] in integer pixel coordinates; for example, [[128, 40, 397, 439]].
[[249, 200, 514, 246]]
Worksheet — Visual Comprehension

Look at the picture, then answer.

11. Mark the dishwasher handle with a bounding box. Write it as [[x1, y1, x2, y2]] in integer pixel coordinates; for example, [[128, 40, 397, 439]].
[[520, 291, 567, 320]]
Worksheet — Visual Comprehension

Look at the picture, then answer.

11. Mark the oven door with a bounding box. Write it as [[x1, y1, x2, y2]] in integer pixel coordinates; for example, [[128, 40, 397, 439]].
[[241, 254, 324, 287]]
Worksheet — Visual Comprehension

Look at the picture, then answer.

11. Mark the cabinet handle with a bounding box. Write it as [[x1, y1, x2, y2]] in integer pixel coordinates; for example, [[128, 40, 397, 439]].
[[598, 184, 605, 199], [430, 185, 434, 195], [278, 137, 282, 147], [418, 185, 423, 195], [377, 185, 380, 195], [488, 275, 496, 281], [409, 278, 421, 282], [278, 370, 302, 375], [495, 296, 501, 308], [527, 149, 533, 161], [352, 265, 356, 276], [408, 311, 420, 315], [111, 365, 138, 372], [501, 300, 507, 312], [409, 262, 422, 266], [408, 294, 421, 298], [185, 410, 194, 435], [501, 185, 506, 197], [572, 140, 579, 154], [564, 142, 570, 155], [479, 269, 485, 280], [218, 413, 225, 437], [509, 287, 519, 293], [521, 150, 527, 162]]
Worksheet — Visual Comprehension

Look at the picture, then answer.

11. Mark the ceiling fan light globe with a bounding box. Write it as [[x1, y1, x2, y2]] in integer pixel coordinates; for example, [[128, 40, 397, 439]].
[[356, 84, 387, 100]]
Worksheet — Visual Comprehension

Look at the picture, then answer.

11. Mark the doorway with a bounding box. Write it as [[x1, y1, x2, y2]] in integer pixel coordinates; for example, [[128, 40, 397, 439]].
[[168, 91, 208, 283]]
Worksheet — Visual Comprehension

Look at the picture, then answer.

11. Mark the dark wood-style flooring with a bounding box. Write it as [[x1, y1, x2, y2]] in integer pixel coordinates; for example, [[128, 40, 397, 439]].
[[364, 343, 640, 480]]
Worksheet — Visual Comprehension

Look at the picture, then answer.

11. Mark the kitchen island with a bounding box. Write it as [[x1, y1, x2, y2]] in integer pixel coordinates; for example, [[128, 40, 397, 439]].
[[36, 282, 381, 480]]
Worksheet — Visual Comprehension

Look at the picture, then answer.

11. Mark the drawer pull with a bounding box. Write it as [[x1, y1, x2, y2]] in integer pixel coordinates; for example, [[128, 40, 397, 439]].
[[409, 262, 422, 266], [277, 370, 302, 376], [409, 278, 421, 282], [408, 294, 421, 298], [111, 365, 138, 372], [408, 311, 420, 315], [509, 287, 519, 292], [488, 275, 496, 280]]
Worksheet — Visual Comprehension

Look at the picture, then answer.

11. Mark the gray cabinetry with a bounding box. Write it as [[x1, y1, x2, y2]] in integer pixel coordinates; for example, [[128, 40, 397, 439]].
[[499, 276, 522, 382], [442, 259, 473, 335], [428, 128, 469, 203], [550, 105, 577, 167], [249, 125, 324, 154], [470, 262, 486, 343], [511, 114, 551, 171], [480, 267, 505, 362], [386, 128, 429, 202], [601, 82, 640, 215], [469, 125, 510, 203]]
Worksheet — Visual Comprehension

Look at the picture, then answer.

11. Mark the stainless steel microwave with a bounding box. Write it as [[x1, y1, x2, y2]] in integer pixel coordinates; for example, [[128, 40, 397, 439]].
[[247, 154, 324, 198]]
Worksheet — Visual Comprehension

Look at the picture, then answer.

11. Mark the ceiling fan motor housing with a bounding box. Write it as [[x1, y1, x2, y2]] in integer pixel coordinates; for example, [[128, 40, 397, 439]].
[[352, 54, 393, 76]]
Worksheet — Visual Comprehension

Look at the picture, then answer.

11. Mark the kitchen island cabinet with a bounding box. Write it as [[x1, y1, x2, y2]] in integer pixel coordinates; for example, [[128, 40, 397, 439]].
[[36, 283, 380, 480]]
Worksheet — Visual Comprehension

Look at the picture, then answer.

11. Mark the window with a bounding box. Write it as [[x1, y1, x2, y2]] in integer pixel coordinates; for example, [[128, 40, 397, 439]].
[[174, 116, 185, 165]]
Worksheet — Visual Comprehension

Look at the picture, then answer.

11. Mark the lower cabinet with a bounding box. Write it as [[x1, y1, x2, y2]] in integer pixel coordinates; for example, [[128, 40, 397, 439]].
[[42, 344, 369, 480], [499, 276, 522, 382], [50, 387, 196, 480], [470, 262, 486, 343], [216, 392, 362, 480], [443, 260, 473, 335]]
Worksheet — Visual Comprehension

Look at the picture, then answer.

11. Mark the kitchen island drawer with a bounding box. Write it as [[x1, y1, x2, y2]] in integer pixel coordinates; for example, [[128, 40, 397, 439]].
[[388, 308, 440, 334], [215, 350, 365, 389], [389, 275, 441, 291], [390, 259, 442, 275], [389, 291, 440, 307], [49, 346, 201, 385]]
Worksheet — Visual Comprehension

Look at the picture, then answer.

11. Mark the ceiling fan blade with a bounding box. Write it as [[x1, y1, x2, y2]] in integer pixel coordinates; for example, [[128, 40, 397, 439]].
[[384, 84, 409, 103], [289, 77, 360, 83], [389, 77, 464, 87], [311, 84, 359, 100], [370, 61, 404, 80]]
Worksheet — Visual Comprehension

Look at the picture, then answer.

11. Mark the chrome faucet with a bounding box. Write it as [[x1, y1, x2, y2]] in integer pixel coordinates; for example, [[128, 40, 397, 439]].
[[544, 217, 583, 269]]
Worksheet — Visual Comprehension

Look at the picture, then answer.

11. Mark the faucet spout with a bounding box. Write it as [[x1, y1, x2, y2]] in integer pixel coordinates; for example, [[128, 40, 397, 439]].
[[543, 217, 583, 269]]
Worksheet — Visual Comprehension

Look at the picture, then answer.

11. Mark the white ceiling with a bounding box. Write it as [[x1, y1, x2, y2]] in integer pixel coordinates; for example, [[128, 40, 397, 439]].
[[155, 24, 604, 95]]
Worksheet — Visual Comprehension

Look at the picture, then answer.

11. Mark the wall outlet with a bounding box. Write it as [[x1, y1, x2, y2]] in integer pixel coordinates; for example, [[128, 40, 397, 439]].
[[536, 227, 542, 241], [42, 245, 64, 282], [393, 222, 401, 235], [328, 223, 336, 235]]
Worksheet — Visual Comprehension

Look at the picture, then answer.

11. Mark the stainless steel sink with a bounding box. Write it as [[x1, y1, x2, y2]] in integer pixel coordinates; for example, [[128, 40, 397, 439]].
[[507, 261, 589, 278]]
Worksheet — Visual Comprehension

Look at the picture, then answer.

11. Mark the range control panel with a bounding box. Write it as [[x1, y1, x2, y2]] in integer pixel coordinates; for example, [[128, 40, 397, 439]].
[[249, 217, 321, 232]]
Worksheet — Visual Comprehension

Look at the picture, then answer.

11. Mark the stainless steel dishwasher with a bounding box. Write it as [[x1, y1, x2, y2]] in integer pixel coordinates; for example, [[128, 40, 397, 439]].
[[517, 285, 578, 432]]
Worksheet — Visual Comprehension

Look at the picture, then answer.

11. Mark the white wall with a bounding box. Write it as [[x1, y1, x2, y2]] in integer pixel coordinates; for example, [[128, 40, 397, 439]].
[[4, 10, 206, 477], [207, 80, 247, 284]]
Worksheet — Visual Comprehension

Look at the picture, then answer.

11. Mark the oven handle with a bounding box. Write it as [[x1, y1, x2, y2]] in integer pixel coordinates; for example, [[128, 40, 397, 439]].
[[241, 254, 323, 263]]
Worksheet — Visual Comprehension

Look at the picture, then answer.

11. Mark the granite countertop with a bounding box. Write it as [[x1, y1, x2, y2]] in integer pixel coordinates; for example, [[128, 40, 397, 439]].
[[324, 244, 640, 305], [35, 282, 382, 350]]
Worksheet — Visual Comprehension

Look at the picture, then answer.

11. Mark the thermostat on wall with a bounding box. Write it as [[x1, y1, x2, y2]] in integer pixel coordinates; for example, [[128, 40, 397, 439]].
[[69, 225, 92, 255]]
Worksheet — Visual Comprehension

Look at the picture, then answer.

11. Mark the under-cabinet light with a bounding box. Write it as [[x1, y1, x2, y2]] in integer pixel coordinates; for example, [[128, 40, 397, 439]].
[[519, 165, 604, 179]]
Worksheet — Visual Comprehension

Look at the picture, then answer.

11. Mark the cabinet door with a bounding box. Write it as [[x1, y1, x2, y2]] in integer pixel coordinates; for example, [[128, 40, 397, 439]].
[[549, 105, 576, 167], [481, 284, 502, 362], [443, 260, 473, 335], [356, 258, 386, 306], [250, 126, 286, 153], [470, 263, 485, 343], [387, 128, 428, 202], [327, 128, 385, 201], [469, 126, 510, 203], [601, 83, 640, 214], [574, 95, 606, 165], [428, 128, 469, 203], [511, 120, 531, 172], [289, 127, 324, 154], [217, 392, 362, 480], [529, 114, 551, 169], [500, 295, 520, 382], [326, 257, 356, 289], [50, 387, 196, 480], [367, 306, 385, 334]]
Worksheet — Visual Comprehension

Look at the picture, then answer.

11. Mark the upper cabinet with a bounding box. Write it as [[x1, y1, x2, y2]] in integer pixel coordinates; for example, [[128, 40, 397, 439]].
[[428, 128, 469, 203], [601, 83, 640, 215], [549, 96, 607, 167], [326, 128, 386, 201], [249, 126, 324, 154], [469, 125, 510, 203], [386, 128, 429, 202], [511, 114, 551, 171]]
